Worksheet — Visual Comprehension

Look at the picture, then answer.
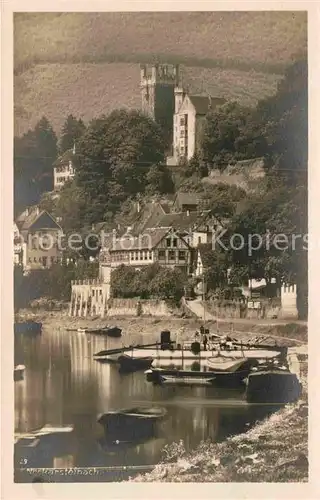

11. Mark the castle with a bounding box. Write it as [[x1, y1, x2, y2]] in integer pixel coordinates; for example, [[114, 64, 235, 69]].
[[140, 63, 226, 162]]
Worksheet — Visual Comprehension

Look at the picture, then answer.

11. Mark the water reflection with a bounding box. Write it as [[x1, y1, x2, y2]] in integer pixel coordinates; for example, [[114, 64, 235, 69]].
[[15, 327, 278, 482]]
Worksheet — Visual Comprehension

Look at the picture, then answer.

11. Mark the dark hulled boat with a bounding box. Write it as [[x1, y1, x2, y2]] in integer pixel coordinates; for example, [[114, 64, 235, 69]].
[[118, 354, 153, 373], [145, 366, 252, 388], [83, 326, 122, 338], [97, 407, 167, 442]]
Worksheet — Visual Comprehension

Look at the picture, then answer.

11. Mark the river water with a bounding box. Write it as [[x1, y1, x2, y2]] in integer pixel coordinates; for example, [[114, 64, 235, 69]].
[[14, 326, 276, 482]]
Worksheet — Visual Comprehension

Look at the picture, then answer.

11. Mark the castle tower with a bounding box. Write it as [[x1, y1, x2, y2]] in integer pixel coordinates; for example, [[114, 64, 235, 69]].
[[140, 63, 180, 147], [174, 86, 185, 114]]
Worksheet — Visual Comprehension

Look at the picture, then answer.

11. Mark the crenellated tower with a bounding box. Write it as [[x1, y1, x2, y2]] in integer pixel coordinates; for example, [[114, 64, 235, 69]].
[[140, 63, 180, 148]]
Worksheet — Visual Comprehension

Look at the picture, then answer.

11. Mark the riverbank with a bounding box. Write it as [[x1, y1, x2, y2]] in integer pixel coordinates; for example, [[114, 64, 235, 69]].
[[15, 309, 308, 346], [133, 399, 308, 482]]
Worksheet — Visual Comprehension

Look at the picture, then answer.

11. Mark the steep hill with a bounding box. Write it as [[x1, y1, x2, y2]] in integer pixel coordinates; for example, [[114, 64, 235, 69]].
[[14, 11, 307, 136]]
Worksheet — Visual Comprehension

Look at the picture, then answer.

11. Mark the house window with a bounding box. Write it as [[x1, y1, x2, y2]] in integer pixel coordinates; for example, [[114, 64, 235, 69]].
[[180, 117, 185, 126], [172, 238, 177, 247], [131, 252, 135, 260], [144, 251, 148, 260], [28, 257, 31, 263], [158, 250, 165, 260], [34, 257, 37, 262], [166, 238, 171, 247], [168, 250, 175, 261], [198, 236, 202, 244], [42, 256, 48, 267], [51, 257, 55, 264], [149, 251, 152, 260], [178, 251, 186, 261]]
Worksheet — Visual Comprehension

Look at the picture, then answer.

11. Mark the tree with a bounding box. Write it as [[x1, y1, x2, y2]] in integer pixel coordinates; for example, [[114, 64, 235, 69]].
[[58, 115, 86, 155], [199, 183, 247, 218], [145, 164, 175, 195], [199, 102, 254, 171], [14, 116, 57, 212], [149, 266, 186, 302], [76, 109, 166, 224], [255, 59, 307, 186], [110, 265, 139, 298], [55, 181, 87, 232]]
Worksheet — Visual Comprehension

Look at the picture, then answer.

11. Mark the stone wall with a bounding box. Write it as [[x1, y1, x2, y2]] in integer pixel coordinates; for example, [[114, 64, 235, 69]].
[[205, 297, 287, 320], [107, 298, 172, 317]]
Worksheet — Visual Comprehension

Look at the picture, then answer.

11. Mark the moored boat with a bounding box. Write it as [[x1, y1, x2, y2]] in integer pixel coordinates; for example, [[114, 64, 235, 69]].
[[98, 406, 167, 441], [218, 348, 283, 360], [206, 356, 253, 372], [245, 370, 302, 404], [84, 325, 122, 337], [145, 367, 249, 387], [118, 354, 153, 373]]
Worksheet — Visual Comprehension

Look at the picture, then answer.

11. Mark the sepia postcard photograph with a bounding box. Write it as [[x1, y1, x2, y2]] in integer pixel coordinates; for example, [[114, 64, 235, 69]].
[[2, 1, 319, 498]]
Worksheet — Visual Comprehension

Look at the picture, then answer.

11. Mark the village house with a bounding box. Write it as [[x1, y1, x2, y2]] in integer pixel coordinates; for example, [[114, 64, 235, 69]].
[[15, 206, 63, 270], [53, 145, 76, 190], [97, 196, 226, 284], [99, 227, 194, 279], [172, 192, 199, 213]]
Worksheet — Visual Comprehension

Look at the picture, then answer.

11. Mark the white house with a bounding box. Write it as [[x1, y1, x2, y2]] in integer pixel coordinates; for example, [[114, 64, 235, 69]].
[[53, 146, 76, 190], [173, 90, 226, 161]]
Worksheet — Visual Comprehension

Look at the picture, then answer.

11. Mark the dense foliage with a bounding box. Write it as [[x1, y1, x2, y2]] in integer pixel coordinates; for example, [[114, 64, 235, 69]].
[[14, 116, 58, 213], [14, 261, 98, 310], [74, 109, 172, 225], [110, 263, 186, 304], [58, 114, 86, 154]]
